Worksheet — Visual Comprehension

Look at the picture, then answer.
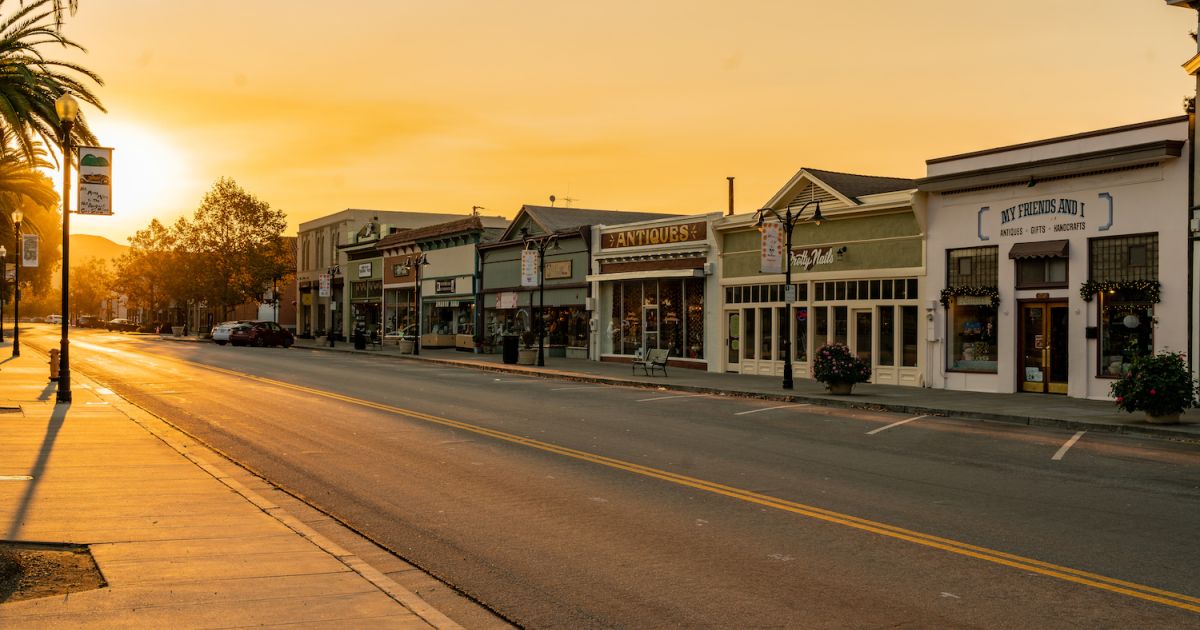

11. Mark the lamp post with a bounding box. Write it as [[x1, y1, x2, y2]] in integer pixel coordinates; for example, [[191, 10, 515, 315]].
[[754, 200, 823, 390], [12, 209, 21, 357], [328, 266, 337, 348], [0, 244, 6, 344], [520, 227, 560, 367], [411, 253, 428, 356], [55, 92, 78, 404]]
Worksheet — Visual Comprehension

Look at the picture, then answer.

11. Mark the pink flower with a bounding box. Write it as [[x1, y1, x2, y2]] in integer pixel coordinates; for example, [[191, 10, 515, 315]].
[[1149, 389, 1156, 395]]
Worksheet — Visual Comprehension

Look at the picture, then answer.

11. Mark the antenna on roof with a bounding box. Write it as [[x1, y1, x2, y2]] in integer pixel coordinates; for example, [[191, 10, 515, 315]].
[[472, 206, 484, 216], [561, 196, 577, 208], [549, 195, 556, 207]]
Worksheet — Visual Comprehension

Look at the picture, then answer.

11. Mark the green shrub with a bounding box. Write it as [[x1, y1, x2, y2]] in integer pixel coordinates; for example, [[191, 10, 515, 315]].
[[1110, 350, 1198, 417], [811, 343, 871, 386]]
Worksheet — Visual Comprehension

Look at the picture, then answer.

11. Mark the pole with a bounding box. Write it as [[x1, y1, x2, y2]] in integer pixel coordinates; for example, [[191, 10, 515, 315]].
[[537, 245, 545, 367], [782, 207, 793, 390], [58, 119, 72, 403], [12, 222, 19, 357], [413, 255, 422, 356]]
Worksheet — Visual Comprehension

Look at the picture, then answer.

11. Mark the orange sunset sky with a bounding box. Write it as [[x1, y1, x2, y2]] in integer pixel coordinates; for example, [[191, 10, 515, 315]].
[[50, 1, 1199, 243]]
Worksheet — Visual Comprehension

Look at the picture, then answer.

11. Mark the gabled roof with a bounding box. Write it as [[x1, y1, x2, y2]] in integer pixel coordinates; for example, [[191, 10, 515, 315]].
[[375, 215, 506, 250], [803, 169, 915, 202], [498, 205, 682, 242]]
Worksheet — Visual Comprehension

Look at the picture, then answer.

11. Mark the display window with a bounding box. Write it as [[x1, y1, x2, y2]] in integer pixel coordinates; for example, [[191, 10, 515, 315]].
[[948, 300, 998, 372], [608, 278, 704, 359]]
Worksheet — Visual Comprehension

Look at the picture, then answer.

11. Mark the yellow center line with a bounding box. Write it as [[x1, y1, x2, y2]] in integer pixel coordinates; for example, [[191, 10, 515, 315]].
[[109, 357, 1200, 614]]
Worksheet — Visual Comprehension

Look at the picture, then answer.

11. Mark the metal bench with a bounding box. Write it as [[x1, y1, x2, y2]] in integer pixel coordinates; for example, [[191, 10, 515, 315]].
[[632, 348, 670, 376]]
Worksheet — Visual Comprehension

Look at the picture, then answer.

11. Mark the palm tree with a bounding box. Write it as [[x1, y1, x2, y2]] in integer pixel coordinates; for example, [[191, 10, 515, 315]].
[[0, 0, 103, 163]]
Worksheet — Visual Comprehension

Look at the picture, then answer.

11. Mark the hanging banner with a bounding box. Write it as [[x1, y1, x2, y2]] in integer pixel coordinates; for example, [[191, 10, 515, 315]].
[[76, 146, 113, 216], [760, 222, 784, 273], [521, 249, 539, 287], [318, 273, 331, 297], [21, 233, 37, 267]]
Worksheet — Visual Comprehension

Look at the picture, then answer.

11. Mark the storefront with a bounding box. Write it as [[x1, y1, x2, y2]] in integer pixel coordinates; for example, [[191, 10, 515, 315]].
[[479, 205, 677, 357], [715, 168, 924, 385], [589, 214, 720, 370], [918, 117, 1188, 399]]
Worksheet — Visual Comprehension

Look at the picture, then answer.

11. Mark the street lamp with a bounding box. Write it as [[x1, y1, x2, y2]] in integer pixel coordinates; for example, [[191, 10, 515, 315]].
[[520, 227, 560, 367], [754, 200, 823, 390], [408, 253, 429, 356], [11, 209, 21, 357], [56, 92, 79, 404], [0, 244, 6, 344]]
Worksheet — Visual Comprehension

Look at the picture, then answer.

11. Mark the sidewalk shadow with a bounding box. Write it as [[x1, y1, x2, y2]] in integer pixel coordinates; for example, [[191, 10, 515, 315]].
[[5, 402, 68, 540], [36, 381, 57, 402]]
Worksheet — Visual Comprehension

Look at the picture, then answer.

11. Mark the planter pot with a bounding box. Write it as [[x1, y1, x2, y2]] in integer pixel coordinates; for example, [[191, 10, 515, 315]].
[[826, 382, 854, 395], [517, 348, 538, 365], [171, 326, 184, 337], [396, 339, 415, 354], [565, 346, 588, 359], [1145, 412, 1181, 425]]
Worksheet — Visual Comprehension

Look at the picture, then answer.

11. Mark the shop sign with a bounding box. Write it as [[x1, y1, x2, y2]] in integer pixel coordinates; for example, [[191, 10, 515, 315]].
[[545, 260, 572, 280], [76, 146, 113, 215], [496, 291, 519, 309], [521, 250, 539, 287], [21, 233, 37, 267], [601, 221, 706, 249], [790, 247, 836, 271], [760, 222, 784, 273], [435, 279, 455, 294], [993, 197, 1091, 239], [357, 262, 373, 278], [301, 293, 313, 306], [318, 273, 331, 297], [956, 295, 992, 306]]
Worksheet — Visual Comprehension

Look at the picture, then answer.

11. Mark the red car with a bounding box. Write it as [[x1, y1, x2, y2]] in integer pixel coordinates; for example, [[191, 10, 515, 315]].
[[229, 321, 294, 348]]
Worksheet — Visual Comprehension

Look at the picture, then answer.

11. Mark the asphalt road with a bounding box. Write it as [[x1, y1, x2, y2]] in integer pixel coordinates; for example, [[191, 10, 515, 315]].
[[24, 326, 1200, 628]]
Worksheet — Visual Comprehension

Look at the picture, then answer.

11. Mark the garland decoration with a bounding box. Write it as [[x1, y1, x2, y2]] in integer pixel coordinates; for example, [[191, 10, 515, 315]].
[[1078, 280, 1160, 303], [939, 285, 1000, 308]]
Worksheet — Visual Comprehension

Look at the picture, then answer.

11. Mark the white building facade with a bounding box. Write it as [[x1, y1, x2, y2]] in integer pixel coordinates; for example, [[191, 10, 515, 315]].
[[918, 117, 1189, 400]]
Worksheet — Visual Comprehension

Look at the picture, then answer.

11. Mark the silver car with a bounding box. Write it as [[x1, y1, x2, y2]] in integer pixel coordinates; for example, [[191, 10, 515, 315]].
[[211, 321, 249, 346]]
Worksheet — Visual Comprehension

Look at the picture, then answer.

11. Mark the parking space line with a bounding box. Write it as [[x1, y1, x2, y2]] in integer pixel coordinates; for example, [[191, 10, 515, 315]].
[[735, 404, 810, 416], [551, 386, 598, 391], [637, 393, 709, 402], [1052, 431, 1086, 461], [866, 415, 928, 435]]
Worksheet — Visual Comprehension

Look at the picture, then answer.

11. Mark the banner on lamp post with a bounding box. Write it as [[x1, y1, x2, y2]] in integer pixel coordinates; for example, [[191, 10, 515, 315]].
[[521, 249, 539, 288], [318, 273, 331, 298], [76, 146, 114, 216], [760, 222, 784, 274], [21, 233, 37, 267]]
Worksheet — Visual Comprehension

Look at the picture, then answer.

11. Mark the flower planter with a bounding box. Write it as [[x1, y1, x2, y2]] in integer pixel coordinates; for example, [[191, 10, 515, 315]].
[[517, 348, 538, 365], [396, 339, 415, 354], [827, 382, 854, 395], [1145, 412, 1181, 425]]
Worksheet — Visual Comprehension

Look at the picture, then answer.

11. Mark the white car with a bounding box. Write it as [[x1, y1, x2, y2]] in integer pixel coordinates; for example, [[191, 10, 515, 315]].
[[211, 321, 248, 346], [46, 314, 63, 324]]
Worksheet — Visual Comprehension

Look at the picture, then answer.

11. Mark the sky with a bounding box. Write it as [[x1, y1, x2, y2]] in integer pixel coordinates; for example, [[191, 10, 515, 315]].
[[44, 1, 1200, 243]]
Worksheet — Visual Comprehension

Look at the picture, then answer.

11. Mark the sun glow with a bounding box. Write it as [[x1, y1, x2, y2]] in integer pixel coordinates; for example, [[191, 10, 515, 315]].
[[67, 118, 195, 242]]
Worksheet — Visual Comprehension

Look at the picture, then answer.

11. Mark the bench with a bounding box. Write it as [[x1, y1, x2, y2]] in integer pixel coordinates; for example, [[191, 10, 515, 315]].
[[368, 330, 383, 350], [632, 348, 669, 377]]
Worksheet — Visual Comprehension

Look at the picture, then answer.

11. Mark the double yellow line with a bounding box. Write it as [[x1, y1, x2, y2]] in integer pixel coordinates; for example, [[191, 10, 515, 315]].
[[202, 363, 1200, 614]]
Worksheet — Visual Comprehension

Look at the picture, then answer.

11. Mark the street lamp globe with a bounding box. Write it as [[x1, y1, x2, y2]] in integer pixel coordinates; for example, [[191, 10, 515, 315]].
[[54, 93, 79, 122], [11, 209, 21, 224]]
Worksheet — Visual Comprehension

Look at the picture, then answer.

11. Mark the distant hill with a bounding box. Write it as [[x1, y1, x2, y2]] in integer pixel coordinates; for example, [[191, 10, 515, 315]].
[[70, 234, 128, 266]]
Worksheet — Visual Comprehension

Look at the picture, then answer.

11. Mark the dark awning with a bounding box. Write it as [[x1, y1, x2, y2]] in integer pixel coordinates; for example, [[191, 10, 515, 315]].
[[1008, 239, 1069, 259]]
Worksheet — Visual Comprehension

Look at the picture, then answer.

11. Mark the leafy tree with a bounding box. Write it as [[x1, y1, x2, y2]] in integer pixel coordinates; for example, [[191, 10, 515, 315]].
[[66, 254, 106, 319], [180, 177, 287, 319], [0, 163, 60, 297], [112, 219, 179, 324]]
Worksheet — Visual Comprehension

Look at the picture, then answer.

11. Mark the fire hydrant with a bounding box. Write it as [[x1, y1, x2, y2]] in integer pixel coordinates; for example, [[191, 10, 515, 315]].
[[49, 348, 60, 381]]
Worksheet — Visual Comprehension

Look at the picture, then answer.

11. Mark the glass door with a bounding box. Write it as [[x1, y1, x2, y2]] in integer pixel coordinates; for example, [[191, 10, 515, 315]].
[[851, 309, 873, 367], [642, 305, 659, 354], [1020, 302, 1068, 394], [726, 310, 740, 370]]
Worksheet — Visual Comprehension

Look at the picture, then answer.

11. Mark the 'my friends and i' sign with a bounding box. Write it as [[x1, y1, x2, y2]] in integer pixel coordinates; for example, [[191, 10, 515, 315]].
[[997, 197, 1087, 237]]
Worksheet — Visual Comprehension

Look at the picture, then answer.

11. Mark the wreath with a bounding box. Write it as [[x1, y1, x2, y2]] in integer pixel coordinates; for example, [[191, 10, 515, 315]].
[[1079, 280, 1160, 303], [939, 285, 999, 308]]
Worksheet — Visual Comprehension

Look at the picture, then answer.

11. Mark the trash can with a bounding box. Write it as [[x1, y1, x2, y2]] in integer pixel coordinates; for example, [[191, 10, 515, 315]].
[[502, 334, 519, 364], [353, 328, 367, 350]]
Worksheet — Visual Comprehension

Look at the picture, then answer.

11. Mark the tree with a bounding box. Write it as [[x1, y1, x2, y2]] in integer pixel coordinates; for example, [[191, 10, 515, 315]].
[[0, 0, 104, 163], [67, 254, 107, 319], [181, 178, 287, 319], [111, 219, 179, 325]]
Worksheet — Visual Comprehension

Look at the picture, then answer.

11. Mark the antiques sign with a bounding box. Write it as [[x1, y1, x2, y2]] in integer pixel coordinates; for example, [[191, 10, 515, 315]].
[[601, 221, 706, 249]]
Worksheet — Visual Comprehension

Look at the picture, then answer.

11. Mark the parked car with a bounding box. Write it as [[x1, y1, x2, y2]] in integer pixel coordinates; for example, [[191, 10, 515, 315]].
[[106, 318, 139, 332], [45, 314, 62, 324], [78, 315, 103, 328], [211, 321, 250, 346], [229, 320, 294, 348]]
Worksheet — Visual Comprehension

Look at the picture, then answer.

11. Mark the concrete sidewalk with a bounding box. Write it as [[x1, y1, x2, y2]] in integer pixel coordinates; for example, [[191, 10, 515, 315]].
[[289, 338, 1200, 443], [0, 345, 461, 628]]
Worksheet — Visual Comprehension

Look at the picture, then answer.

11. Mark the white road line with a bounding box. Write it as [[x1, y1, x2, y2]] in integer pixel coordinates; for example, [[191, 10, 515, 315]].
[[637, 393, 709, 402], [551, 386, 597, 391], [866, 415, 928, 435], [735, 404, 810, 416], [1052, 431, 1086, 461]]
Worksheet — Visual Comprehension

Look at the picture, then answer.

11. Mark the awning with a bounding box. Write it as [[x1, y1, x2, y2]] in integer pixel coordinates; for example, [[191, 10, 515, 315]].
[[1008, 239, 1069, 259]]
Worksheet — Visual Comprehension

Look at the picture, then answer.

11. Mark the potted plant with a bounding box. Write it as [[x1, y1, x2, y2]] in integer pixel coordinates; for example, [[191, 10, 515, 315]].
[[1110, 349, 1197, 424], [517, 330, 539, 365], [811, 343, 872, 394]]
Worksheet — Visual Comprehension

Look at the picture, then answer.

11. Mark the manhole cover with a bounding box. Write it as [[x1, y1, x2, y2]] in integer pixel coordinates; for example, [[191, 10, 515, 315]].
[[0, 541, 106, 602]]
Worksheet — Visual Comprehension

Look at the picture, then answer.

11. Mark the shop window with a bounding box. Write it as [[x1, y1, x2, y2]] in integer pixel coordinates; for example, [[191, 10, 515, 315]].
[[833, 306, 848, 345], [685, 278, 705, 359], [794, 306, 808, 362], [901, 305, 918, 367], [744, 309, 756, 360], [760, 307, 773, 360], [814, 306, 828, 346], [877, 306, 895, 366], [1089, 234, 1158, 376], [1015, 258, 1068, 289], [948, 300, 997, 372], [660, 281, 683, 356]]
